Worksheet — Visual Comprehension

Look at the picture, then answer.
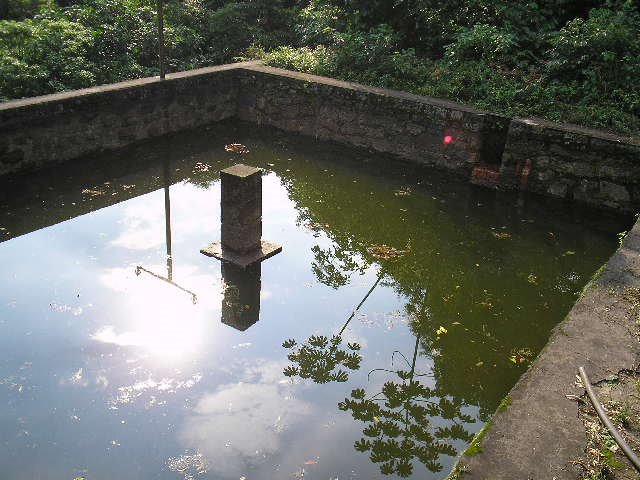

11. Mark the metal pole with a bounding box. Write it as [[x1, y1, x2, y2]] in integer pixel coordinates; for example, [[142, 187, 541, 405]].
[[163, 158, 172, 280], [158, 0, 165, 79]]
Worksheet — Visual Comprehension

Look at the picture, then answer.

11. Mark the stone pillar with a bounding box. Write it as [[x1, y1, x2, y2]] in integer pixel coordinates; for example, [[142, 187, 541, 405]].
[[201, 164, 282, 269], [221, 164, 262, 253]]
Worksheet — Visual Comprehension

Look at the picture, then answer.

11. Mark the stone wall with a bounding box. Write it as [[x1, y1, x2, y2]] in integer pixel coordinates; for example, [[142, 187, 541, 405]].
[[236, 65, 510, 176], [0, 63, 245, 177], [1, 61, 639, 211], [500, 118, 640, 212]]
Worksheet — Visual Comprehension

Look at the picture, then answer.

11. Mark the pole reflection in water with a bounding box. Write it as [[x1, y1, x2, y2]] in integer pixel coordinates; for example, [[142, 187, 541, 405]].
[[220, 262, 261, 331], [135, 157, 198, 304]]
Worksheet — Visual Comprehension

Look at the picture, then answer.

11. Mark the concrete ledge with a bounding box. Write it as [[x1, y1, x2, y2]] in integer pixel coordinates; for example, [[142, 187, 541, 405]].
[[240, 64, 498, 116], [456, 217, 640, 479], [0, 61, 261, 112]]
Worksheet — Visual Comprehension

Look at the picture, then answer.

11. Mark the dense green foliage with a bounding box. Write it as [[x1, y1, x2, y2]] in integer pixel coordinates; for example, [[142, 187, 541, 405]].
[[0, 0, 638, 134]]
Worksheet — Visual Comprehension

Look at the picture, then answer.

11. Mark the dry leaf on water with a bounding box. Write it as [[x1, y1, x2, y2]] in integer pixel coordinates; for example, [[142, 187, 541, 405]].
[[225, 143, 250, 154], [367, 244, 406, 260], [81, 188, 106, 198], [492, 232, 512, 240]]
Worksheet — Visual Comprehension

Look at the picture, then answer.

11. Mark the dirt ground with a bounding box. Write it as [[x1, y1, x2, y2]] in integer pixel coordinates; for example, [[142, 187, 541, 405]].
[[575, 285, 640, 480], [575, 368, 640, 480]]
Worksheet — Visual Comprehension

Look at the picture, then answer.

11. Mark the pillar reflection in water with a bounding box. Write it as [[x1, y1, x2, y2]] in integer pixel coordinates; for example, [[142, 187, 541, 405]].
[[221, 262, 261, 331]]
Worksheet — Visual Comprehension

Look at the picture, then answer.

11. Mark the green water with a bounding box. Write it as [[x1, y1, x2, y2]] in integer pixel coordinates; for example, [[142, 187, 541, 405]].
[[0, 120, 631, 479]]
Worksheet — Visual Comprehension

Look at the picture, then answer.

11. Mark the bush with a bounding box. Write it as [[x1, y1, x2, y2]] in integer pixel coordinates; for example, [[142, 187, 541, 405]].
[[0, 0, 637, 135], [0, 0, 53, 20], [265, 45, 335, 76], [0, 17, 95, 99], [265, 25, 430, 91], [444, 24, 516, 65], [546, 3, 640, 94], [65, 0, 159, 82], [295, 0, 349, 46]]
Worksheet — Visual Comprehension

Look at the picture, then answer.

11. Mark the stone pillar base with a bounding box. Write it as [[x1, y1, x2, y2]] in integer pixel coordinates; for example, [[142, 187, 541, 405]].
[[200, 240, 282, 268]]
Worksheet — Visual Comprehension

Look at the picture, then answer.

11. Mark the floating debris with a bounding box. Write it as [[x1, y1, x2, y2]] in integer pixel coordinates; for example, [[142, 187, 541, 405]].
[[70, 368, 84, 385], [306, 222, 330, 230], [166, 451, 208, 480], [225, 144, 250, 154], [394, 187, 412, 197], [509, 347, 533, 364], [492, 232, 512, 240], [49, 303, 83, 316], [193, 162, 210, 173], [436, 326, 448, 336], [367, 244, 406, 260], [81, 188, 106, 198], [110, 374, 202, 406]]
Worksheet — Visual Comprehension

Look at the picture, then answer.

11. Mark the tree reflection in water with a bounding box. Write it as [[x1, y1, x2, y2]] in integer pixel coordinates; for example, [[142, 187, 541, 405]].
[[283, 207, 480, 477], [282, 335, 361, 383], [311, 244, 367, 289], [338, 331, 475, 477], [283, 274, 475, 477], [282, 275, 382, 383]]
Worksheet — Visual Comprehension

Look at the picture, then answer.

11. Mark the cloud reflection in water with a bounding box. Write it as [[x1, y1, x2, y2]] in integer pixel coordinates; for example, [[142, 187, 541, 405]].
[[179, 361, 312, 478]]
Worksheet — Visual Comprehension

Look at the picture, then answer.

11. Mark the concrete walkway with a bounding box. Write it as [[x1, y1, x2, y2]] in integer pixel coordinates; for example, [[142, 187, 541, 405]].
[[455, 217, 640, 479]]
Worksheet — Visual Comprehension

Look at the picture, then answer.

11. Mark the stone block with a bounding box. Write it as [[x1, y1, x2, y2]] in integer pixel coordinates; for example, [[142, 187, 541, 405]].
[[548, 181, 570, 198], [572, 179, 599, 203], [600, 181, 630, 204]]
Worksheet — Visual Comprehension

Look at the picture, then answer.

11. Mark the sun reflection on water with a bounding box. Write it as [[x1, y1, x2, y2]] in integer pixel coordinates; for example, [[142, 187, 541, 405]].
[[92, 266, 223, 360]]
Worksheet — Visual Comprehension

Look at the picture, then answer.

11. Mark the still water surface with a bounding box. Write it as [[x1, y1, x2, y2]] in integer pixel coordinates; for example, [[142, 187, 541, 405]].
[[0, 121, 631, 479]]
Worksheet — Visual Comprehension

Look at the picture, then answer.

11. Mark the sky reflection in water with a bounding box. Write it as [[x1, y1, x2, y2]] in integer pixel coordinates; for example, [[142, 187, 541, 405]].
[[0, 121, 631, 479]]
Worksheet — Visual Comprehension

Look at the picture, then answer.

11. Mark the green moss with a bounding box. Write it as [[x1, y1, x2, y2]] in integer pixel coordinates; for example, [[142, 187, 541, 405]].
[[446, 462, 469, 480], [460, 396, 509, 459], [617, 230, 628, 246], [464, 422, 493, 456], [580, 263, 607, 297], [497, 394, 512, 413], [592, 264, 607, 282]]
